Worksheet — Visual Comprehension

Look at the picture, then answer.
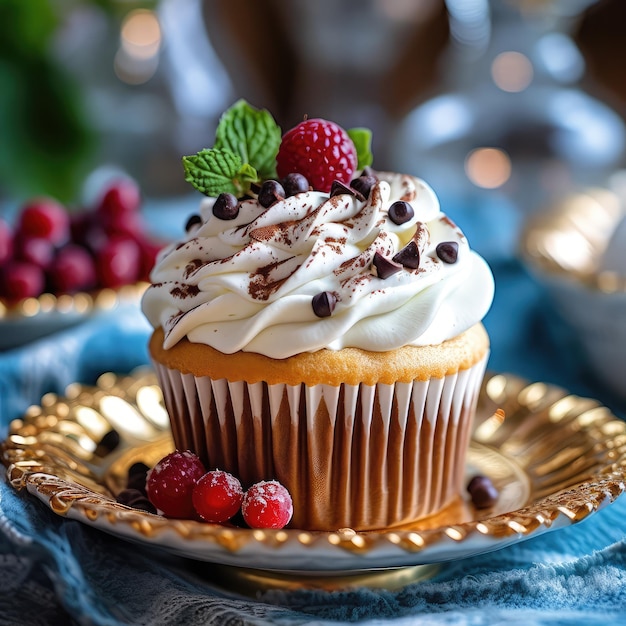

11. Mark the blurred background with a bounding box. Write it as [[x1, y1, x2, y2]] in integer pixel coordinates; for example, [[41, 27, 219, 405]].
[[2, 0, 626, 406], [2, 0, 626, 206]]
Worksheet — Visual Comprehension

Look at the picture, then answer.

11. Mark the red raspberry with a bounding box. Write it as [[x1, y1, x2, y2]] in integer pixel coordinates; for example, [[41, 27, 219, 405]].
[[49, 244, 97, 293], [97, 179, 141, 217], [14, 236, 55, 270], [0, 218, 13, 265], [192, 470, 243, 523], [146, 450, 205, 518], [18, 198, 69, 245], [276, 119, 357, 193], [95, 236, 141, 288], [0, 261, 45, 301], [241, 480, 293, 529]]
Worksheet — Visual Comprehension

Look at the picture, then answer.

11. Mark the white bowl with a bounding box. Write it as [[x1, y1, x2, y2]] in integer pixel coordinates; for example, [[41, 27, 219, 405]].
[[520, 175, 626, 399]]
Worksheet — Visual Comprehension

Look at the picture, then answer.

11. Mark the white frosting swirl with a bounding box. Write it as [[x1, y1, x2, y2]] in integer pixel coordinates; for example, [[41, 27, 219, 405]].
[[142, 172, 494, 358]]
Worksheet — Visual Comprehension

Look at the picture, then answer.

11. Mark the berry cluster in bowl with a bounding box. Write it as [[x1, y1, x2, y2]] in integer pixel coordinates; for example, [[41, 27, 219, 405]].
[[0, 178, 162, 306]]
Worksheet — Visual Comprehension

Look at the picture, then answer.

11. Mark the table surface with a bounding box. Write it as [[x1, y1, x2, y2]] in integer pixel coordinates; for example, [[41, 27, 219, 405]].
[[1, 195, 626, 626]]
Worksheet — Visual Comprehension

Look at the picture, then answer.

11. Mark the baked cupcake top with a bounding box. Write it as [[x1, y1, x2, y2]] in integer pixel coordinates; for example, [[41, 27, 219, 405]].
[[142, 101, 494, 358]]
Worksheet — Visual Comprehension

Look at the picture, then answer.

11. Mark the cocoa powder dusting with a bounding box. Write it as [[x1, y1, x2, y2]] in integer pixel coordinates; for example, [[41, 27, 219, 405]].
[[170, 283, 200, 299]]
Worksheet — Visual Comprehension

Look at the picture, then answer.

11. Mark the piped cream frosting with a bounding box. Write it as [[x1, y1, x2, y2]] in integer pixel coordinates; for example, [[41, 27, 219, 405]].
[[142, 171, 494, 358]]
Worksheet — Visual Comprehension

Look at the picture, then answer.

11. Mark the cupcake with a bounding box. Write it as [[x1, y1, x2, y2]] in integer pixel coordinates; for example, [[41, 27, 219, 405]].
[[142, 101, 494, 531]]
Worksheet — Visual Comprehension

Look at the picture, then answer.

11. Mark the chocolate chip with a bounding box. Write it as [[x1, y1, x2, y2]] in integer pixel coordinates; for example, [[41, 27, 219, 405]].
[[388, 201, 414, 225], [213, 193, 239, 220], [467, 475, 499, 509], [116, 488, 157, 514], [350, 174, 377, 199], [258, 180, 285, 208], [330, 180, 364, 201], [127, 462, 150, 493], [392, 241, 420, 269], [312, 291, 337, 317], [282, 173, 309, 196], [94, 430, 120, 457], [185, 214, 202, 232], [436, 241, 459, 264], [372, 252, 402, 279]]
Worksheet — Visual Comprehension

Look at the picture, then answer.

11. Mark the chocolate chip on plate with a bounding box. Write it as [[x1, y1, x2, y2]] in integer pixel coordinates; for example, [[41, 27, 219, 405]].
[[467, 475, 499, 509]]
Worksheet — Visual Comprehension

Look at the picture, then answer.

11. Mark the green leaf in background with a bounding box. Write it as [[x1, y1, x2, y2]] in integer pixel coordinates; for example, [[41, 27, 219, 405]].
[[182, 148, 258, 197], [348, 127, 374, 170], [0, 0, 94, 203], [215, 100, 281, 180]]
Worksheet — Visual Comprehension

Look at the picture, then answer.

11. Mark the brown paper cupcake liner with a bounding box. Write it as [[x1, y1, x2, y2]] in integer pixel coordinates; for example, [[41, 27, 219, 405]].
[[154, 355, 488, 531]]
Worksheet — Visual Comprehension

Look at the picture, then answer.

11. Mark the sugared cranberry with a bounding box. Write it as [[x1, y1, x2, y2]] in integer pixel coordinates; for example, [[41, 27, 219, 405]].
[[0, 261, 45, 301], [388, 201, 414, 225], [241, 480, 293, 529], [95, 237, 141, 288], [192, 470, 244, 523], [18, 198, 69, 245], [212, 193, 239, 220], [146, 450, 206, 518], [0, 218, 13, 265], [49, 244, 97, 294], [282, 173, 309, 196], [258, 180, 285, 208]]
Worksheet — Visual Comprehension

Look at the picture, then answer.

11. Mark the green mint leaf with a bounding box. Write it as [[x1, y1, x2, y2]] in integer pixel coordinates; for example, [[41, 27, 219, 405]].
[[182, 148, 257, 197], [214, 99, 281, 180], [348, 127, 373, 170]]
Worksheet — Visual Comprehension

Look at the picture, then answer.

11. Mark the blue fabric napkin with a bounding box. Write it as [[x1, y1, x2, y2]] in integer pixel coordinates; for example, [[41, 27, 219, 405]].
[[1, 197, 626, 625]]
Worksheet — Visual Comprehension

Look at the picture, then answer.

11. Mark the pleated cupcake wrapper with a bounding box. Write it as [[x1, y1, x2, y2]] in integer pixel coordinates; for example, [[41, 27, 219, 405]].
[[154, 355, 488, 531]]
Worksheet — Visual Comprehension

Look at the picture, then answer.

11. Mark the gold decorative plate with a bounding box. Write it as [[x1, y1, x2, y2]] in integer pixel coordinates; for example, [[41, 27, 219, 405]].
[[0, 283, 148, 350], [2, 369, 626, 577]]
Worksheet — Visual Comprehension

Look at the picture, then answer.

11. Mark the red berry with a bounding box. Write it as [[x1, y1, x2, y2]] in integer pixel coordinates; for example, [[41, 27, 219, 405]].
[[0, 261, 45, 301], [0, 218, 13, 265], [146, 450, 205, 518], [49, 244, 97, 293], [98, 179, 141, 215], [192, 470, 244, 523], [276, 119, 357, 193], [96, 236, 141, 288], [241, 480, 293, 529], [18, 198, 69, 245], [134, 235, 164, 281], [14, 236, 55, 270]]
